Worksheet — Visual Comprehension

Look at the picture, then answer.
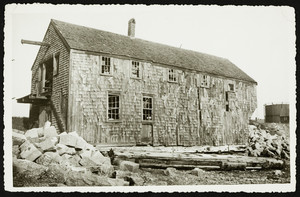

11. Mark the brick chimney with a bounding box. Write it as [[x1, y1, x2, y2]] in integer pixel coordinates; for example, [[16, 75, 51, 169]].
[[128, 18, 135, 37]]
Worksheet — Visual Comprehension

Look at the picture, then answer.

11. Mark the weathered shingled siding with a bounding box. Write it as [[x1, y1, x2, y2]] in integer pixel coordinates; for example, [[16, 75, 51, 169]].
[[30, 23, 70, 132], [68, 51, 256, 146]]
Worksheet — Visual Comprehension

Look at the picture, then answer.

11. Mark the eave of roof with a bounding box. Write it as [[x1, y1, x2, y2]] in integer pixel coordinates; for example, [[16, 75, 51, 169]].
[[50, 19, 257, 84]]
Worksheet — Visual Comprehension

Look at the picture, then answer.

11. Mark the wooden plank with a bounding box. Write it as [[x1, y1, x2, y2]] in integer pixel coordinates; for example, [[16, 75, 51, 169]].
[[139, 163, 221, 170], [139, 158, 223, 167], [21, 39, 50, 46], [114, 151, 284, 170]]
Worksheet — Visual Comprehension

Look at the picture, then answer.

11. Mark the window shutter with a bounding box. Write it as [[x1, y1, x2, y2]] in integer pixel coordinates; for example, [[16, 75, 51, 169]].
[[207, 75, 210, 87], [110, 57, 114, 75], [140, 62, 143, 79], [42, 64, 46, 91], [162, 68, 167, 82], [53, 54, 58, 76], [38, 65, 42, 81]]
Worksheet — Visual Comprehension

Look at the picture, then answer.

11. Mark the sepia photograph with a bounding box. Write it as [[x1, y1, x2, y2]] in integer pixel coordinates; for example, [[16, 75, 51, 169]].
[[3, 4, 296, 192]]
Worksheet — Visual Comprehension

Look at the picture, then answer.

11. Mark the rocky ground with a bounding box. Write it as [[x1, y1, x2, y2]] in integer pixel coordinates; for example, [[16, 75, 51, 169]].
[[13, 164, 290, 187], [12, 119, 291, 187]]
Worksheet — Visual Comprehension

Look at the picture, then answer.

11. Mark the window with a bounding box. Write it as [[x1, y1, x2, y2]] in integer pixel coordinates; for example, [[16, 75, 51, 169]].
[[143, 96, 153, 121], [53, 53, 59, 76], [228, 83, 235, 92], [201, 75, 209, 87], [168, 69, 177, 82], [101, 57, 111, 75], [131, 61, 140, 78], [108, 94, 119, 120]]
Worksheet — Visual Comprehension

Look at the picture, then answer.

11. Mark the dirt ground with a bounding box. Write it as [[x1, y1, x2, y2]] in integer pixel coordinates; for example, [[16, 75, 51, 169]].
[[13, 163, 290, 187]]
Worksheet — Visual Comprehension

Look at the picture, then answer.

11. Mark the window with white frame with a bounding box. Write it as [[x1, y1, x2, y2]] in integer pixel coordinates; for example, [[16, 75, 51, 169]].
[[131, 61, 140, 78], [143, 96, 153, 121], [168, 69, 177, 82], [108, 94, 120, 120], [201, 75, 209, 87], [101, 57, 111, 75]]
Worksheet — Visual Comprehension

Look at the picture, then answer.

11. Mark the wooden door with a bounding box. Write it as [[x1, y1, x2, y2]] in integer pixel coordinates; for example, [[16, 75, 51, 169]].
[[141, 124, 153, 145]]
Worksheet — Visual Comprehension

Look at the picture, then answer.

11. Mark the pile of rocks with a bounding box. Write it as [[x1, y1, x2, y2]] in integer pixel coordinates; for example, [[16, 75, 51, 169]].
[[12, 122, 139, 186], [246, 125, 290, 159]]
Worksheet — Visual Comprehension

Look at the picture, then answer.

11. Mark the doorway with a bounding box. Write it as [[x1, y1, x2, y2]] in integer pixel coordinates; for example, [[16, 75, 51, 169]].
[[140, 124, 153, 145]]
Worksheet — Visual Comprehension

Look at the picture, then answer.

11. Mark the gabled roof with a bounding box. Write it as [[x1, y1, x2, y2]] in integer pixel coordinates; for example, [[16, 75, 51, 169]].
[[51, 19, 256, 83]]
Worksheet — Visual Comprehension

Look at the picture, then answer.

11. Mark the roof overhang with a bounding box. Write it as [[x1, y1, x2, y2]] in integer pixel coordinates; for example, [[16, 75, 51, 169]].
[[17, 94, 49, 105]]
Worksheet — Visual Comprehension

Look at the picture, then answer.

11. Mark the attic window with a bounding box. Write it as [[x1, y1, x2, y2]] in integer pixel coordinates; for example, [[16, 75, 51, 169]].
[[229, 83, 235, 92], [131, 61, 140, 78], [168, 69, 177, 82], [101, 57, 111, 75], [201, 75, 209, 87]]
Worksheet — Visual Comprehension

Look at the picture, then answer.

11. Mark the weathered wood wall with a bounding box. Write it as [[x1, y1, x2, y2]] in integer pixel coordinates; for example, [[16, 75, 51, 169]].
[[30, 23, 70, 131], [68, 50, 257, 146]]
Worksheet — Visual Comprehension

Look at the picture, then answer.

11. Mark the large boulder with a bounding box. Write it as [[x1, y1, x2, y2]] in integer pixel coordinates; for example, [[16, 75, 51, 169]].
[[13, 159, 48, 178], [119, 161, 139, 173], [12, 145, 20, 158], [59, 132, 78, 147], [43, 151, 63, 164], [60, 154, 81, 167], [39, 137, 58, 152], [19, 141, 42, 161], [35, 153, 54, 166], [79, 156, 97, 167], [190, 168, 206, 176], [59, 131, 88, 150], [12, 132, 26, 146], [88, 165, 115, 177], [56, 144, 76, 155], [25, 128, 43, 139], [64, 170, 129, 186], [80, 149, 110, 166], [164, 167, 177, 176], [43, 126, 58, 138]]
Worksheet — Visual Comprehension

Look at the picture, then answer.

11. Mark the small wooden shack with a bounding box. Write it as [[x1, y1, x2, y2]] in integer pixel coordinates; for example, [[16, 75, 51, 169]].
[[18, 19, 257, 146]]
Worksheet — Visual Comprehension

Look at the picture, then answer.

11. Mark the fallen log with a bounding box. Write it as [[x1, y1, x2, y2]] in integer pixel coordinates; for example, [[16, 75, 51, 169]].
[[114, 151, 284, 170], [221, 161, 247, 170], [139, 163, 221, 170]]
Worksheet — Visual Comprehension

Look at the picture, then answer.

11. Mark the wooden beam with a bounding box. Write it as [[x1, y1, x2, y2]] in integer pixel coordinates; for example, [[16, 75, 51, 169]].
[[21, 39, 50, 47]]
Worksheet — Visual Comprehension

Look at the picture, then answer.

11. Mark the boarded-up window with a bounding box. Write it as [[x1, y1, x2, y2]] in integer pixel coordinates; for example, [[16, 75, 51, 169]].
[[101, 57, 111, 75], [53, 54, 59, 76], [131, 61, 140, 78], [168, 69, 177, 82], [143, 96, 153, 121], [108, 94, 119, 120]]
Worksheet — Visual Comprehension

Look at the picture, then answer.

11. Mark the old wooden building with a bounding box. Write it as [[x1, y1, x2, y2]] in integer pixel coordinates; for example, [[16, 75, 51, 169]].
[[18, 19, 257, 146]]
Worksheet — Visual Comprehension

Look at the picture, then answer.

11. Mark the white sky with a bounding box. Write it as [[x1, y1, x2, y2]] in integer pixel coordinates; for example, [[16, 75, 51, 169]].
[[4, 4, 296, 119]]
